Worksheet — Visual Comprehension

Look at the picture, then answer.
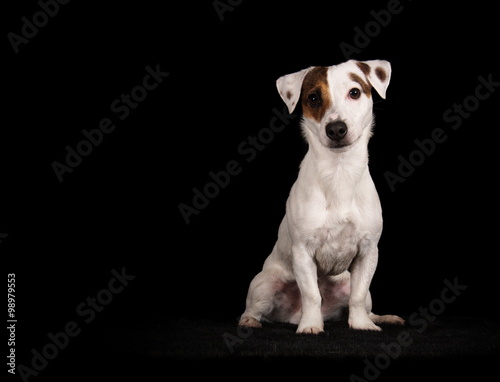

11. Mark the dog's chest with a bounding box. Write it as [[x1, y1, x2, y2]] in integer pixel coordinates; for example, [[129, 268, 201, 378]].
[[308, 219, 361, 276]]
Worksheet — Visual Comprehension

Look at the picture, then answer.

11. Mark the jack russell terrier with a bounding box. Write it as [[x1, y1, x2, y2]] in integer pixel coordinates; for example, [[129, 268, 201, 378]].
[[238, 59, 404, 334]]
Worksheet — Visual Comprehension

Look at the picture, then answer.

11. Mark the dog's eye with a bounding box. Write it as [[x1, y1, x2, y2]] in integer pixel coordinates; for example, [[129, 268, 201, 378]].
[[349, 88, 361, 100], [308, 92, 321, 107]]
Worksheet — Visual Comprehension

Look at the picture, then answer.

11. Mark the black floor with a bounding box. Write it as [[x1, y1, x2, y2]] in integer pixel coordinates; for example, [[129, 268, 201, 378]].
[[93, 315, 500, 381]]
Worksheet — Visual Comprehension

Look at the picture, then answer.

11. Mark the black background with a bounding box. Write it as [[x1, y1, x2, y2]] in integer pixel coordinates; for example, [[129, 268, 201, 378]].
[[3, 0, 499, 380]]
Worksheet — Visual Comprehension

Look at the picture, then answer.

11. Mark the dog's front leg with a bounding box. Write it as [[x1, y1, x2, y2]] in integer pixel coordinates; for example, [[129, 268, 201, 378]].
[[348, 245, 382, 331], [292, 245, 323, 334]]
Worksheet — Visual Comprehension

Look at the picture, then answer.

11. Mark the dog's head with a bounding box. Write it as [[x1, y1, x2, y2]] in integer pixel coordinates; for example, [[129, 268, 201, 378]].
[[276, 60, 391, 150]]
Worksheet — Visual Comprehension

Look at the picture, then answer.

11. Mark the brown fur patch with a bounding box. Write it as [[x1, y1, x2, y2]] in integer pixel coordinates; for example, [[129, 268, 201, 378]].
[[375, 67, 387, 82], [349, 72, 371, 98], [286, 90, 293, 100], [356, 61, 371, 76], [301, 66, 331, 122]]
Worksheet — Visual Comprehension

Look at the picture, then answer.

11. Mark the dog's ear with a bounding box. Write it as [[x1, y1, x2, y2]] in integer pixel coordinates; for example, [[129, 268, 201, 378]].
[[356, 60, 392, 99], [276, 67, 313, 114]]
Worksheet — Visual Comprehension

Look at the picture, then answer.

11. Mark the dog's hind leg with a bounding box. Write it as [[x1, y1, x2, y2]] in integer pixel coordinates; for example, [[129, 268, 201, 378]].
[[238, 266, 287, 328], [239, 270, 275, 328]]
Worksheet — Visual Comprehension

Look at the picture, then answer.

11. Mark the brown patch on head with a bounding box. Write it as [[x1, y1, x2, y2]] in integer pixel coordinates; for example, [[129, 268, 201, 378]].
[[349, 72, 371, 98], [356, 62, 371, 76], [300, 66, 331, 122], [375, 67, 387, 82], [286, 90, 293, 100]]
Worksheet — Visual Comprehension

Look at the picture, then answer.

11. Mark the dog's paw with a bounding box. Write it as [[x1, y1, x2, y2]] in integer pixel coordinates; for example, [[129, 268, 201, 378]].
[[391, 315, 405, 325], [296, 325, 324, 334], [383, 315, 405, 325], [349, 317, 382, 331], [238, 316, 262, 328], [370, 313, 405, 326]]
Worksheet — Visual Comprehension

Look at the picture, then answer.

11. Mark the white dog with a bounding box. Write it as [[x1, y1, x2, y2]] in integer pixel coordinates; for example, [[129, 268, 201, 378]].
[[238, 59, 404, 334]]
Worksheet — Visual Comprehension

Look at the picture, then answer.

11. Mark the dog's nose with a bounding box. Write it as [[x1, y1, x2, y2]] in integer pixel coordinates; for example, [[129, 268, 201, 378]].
[[325, 121, 348, 141]]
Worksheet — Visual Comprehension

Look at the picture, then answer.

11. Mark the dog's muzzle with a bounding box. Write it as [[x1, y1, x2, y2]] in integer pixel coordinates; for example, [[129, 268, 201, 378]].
[[325, 121, 348, 146]]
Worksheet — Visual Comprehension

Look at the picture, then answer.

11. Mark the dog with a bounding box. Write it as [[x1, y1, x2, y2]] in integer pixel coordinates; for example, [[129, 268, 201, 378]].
[[238, 59, 404, 334]]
